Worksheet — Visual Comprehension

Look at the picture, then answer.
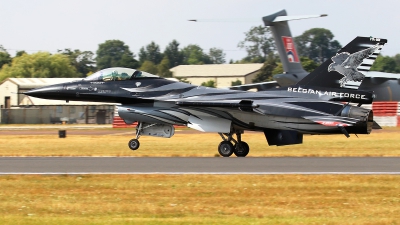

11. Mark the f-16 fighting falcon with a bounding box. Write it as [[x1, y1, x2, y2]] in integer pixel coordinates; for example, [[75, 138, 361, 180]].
[[25, 36, 386, 157]]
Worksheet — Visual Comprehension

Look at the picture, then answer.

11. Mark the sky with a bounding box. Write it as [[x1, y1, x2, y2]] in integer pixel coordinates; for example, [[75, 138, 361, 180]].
[[1, 0, 400, 62]]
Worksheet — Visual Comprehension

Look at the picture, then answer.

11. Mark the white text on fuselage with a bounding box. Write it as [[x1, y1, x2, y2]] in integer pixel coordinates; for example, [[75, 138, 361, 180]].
[[287, 87, 367, 100]]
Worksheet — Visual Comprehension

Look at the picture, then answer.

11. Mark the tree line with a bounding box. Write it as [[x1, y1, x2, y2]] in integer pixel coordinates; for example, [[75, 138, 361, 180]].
[[0, 40, 226, 82], [0, 26, 398, 84]]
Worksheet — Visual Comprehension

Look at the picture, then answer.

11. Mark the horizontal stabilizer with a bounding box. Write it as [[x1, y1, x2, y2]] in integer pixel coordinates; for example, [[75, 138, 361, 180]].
[[228, 81, 279, 91], [303, 116, 359, 127], [273, 14, 327, 23], [364, 71, 400, 79], [372, 121, 382, 129]]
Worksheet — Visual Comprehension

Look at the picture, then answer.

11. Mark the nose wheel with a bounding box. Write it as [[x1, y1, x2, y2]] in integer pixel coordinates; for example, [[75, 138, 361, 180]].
[[128, 139, 140, 150], [218, 131, 250, 157]]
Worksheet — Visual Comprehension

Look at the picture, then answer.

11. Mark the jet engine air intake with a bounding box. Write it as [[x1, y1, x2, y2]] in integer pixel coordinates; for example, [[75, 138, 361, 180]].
[[341, 105, 373, 134]]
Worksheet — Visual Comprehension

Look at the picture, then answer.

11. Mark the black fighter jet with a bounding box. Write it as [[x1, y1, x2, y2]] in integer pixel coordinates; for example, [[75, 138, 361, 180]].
[[25, 36, 386, 157]]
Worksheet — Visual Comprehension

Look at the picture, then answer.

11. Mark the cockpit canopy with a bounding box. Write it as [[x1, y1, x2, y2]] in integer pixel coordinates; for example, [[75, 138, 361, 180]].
[[85, 67, 159, 82]]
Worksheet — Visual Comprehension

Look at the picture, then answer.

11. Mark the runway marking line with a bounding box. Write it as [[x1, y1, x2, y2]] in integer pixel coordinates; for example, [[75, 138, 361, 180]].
[[1, 172, 400, 175]]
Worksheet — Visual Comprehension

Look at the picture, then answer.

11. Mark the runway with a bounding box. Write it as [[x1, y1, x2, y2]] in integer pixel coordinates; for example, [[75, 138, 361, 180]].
[[1, 157, 400, 174]]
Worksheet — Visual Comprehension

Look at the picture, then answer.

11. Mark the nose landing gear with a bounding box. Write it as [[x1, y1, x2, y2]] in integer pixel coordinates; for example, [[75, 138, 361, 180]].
[[128, 122, 143, 151], [218, 131, 249, 157], [127, 122, 175, 151]]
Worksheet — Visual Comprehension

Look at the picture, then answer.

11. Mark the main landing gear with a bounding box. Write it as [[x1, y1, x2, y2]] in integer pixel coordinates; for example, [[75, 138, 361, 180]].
[[218, 131, 249, 157]]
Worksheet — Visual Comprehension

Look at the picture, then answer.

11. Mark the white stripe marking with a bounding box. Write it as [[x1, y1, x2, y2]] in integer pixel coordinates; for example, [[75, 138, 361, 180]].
[[1, 172, 400, 175]]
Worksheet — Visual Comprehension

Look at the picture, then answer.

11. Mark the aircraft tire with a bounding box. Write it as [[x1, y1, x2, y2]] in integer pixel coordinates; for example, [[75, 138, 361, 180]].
[[128, 139, 140, 151], [233, 141, 249, 157], [218, 141, 234, 157]]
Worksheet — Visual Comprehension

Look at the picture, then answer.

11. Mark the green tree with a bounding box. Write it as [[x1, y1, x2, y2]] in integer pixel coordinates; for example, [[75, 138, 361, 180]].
[[182, 44, 211, 65], [157, 56, 173, 77], [393, 54, 400, 67], [139, 41, 163, 65], [177, 77, 190, 83], [164, 40, 183, 68], [208, 47, 226, 64], [272, 56, 319, 75], [238, 26, 275, 63], [58, 49, 96, 77], [0, 45, 12, 69], [201, 79, 216, 87], [231, 79, 242, 86], [252, 53, 278, 83], [370, 55, 399, 73], [139, 60, 158, 75], [0, 52, 79, 82], [256, 56, 319, 82], [294, 28, 341, 63], [300, 56, 319, 72], [272, 63, 283, 75], [96, 40, 139, 70], [15, 50, 27, 57]]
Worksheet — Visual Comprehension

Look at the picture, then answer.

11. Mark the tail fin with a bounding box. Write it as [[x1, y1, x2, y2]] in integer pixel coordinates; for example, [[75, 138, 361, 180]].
[[296, 37, 387, 89], [262, 10, 327, 85]]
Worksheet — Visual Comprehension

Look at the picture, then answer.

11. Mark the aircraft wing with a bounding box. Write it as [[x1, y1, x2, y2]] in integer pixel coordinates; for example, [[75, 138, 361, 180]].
[[228, 81, 280, 91], [175, 100, 258, 112]]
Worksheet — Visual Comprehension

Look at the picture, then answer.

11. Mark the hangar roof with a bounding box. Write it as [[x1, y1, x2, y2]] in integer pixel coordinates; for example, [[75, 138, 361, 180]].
[[5, 78, 81, 89], [3, 77, 180, 89], [170, 64, 263, 77]]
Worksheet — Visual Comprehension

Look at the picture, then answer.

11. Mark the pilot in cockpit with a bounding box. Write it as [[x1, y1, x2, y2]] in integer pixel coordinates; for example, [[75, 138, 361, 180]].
[[132, 71, 142, 78], [85, 68, 158, 82]]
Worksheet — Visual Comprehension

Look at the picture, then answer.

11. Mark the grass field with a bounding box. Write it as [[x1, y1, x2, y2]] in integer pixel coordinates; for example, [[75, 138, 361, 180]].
[[0, 175, 399, 224], [1, 126, 399, 224], [0, 127, 399, 156]]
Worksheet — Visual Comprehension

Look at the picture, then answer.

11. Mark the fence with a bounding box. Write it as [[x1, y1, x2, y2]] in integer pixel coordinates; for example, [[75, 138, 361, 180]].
[[362, 102, 400, 127], [3, 102, 400, 126], [1, 105, 115, 124]]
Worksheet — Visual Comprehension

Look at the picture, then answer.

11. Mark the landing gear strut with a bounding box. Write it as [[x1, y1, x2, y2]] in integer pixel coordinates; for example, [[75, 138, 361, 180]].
[[128, 122, 160, 150], [218, 130, 249, 157], [127, 122, 175, 151], [128, 122, 143, 151]]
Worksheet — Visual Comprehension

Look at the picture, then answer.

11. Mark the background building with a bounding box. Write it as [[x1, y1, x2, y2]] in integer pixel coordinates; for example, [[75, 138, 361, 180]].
[[0, 78, 115, 124], [170, 64, 263, 88], [0, 78, 81, 108]]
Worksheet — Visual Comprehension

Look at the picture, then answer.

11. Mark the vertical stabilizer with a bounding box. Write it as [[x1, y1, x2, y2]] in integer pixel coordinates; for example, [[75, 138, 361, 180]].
[[263, 10, 327, 75], [296, 37, 387, 89]]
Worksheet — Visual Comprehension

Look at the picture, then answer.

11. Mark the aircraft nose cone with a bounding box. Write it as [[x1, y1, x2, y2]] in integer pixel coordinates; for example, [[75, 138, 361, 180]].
[[24, 84, 62, 98]]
